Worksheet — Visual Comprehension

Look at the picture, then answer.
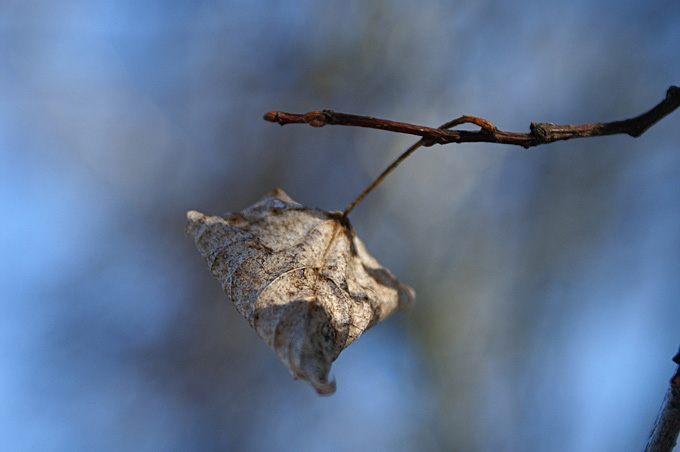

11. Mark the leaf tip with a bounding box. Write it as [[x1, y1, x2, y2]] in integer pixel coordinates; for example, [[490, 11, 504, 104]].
[[313, 377, 337, 396], [185, 210, 207, 237], [186, 210, 204, 222]]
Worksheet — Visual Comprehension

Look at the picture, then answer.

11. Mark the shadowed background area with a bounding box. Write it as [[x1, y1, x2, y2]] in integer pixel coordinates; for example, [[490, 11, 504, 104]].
[[2, 1, 679, 451]]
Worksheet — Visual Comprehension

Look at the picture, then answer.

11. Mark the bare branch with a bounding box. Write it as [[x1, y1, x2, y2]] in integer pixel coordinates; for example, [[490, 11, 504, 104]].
[[645, 346, 680, 452], [264, 86, 680, 149], [264, 86, 679, 215]]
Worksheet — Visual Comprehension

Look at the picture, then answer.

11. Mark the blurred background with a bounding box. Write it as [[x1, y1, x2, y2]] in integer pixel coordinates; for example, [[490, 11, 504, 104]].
[[2, 1, 679, 451]]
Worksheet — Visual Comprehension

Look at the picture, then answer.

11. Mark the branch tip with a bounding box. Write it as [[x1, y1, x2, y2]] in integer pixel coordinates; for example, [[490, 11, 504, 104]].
[[263, 111, 278, 123]]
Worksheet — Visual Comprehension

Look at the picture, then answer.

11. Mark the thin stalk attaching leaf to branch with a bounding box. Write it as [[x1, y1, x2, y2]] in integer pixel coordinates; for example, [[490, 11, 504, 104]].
[[341, 114, 496, 217]]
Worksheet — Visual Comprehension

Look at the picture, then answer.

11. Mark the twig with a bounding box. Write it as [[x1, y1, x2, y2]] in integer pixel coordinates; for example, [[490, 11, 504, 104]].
[[265, 86, 679, 215], [645, 346, 680, 452], [264, 86, 680, 149]]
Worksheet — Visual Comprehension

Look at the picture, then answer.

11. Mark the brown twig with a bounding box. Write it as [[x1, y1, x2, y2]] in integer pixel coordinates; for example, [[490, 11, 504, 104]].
[[645, 346, 680, 452], [264, 86, 680, 215], [264, 86, 680, 149]]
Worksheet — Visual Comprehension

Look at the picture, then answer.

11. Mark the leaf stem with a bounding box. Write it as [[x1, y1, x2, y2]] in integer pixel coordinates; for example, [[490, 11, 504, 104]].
[[341, 115, 495, 217], [342, 140, 422, 218]]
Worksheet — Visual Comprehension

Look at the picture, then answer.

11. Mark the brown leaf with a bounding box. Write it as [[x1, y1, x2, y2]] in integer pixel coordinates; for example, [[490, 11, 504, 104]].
[[186, 188, 414, 395]]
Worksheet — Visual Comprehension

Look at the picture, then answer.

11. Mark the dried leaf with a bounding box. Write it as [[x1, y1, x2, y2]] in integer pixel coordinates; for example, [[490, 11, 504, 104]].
[[186, 188, 414, 394]]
